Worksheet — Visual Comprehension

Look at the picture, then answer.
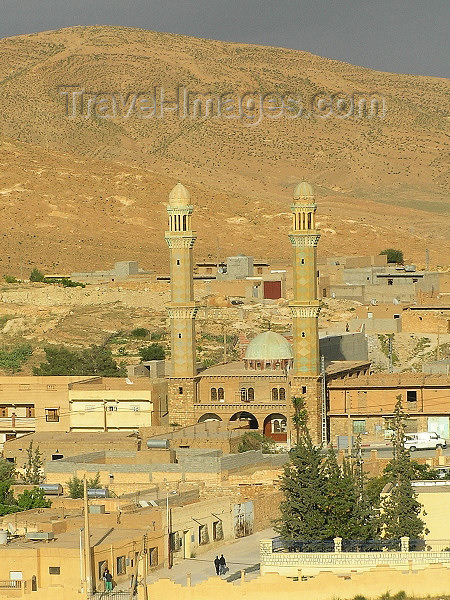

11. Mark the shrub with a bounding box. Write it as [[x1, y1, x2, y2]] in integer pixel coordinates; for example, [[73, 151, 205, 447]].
[[3, 275, 18, 283], [139, 343, 165, 361], [29, 268, 45, 282], [131, 327, 150, 339], [380, 248, 404, 264]]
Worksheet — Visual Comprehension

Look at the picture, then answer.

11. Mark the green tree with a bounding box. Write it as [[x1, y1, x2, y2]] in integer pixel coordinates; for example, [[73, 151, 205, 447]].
[[16, 487, 51, 511], [380, 249, 404, 264], [29, 268, 45, 282], [139, 343, 165, 361], [276, 400, 327, 540], [3, 275, 18, 283], [131, 327, 150, 339], [22, 442, 44, 485], [33, 345, 125, 377], [379, 397, 428, 540], [237, 431, 278, 454], [67, 473, 102, 499], [291, 396, 307, 446]]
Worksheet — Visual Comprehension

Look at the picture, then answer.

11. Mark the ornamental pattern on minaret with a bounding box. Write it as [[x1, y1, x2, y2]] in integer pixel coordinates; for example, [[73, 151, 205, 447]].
[[288, 181, 321, 377], [165, 183, 198, 379]]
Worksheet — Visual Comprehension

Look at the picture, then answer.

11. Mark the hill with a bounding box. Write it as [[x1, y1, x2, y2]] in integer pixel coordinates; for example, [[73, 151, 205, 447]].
[[0, 26, 448, 274]]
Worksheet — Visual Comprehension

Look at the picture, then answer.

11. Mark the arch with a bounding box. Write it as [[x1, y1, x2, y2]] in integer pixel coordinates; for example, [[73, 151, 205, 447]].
[[218, 387, 225, 401], [230, 411, 258, 430], [263, 413, 287, 441], [210, 387, 217, 402], [198, 413, 222, 423], [271, 388, 279, 402]]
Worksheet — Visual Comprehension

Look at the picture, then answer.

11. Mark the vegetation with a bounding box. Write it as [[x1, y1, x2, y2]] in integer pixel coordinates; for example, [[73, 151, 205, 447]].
[[380, 248, 404, 264], [3, 275, 18, 283], [0, 458, 51, 516], [0, 344, 33, 373], [67, 473, 102, 499], [33, 345, 126, 377], [130, 327, 150, 339], [29, 268, 45, 282], [138, 343, 165, 361], [22, 442, 44, 485], [238, 431, 279, 454]]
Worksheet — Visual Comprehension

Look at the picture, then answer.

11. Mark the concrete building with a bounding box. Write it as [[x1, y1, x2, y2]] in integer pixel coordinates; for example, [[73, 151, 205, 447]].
[[328, 373, 450, 446]]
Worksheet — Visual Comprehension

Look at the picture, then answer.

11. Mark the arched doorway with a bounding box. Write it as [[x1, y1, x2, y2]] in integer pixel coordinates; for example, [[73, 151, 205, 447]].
[[263, 413, 287, 442], [198, 413, 222, 423], [230, 412, 258, 430]]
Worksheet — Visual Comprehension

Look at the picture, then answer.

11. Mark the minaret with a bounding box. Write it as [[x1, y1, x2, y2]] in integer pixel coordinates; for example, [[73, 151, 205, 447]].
[[165, 183, 198, 425], [288, 181, 322, 442]]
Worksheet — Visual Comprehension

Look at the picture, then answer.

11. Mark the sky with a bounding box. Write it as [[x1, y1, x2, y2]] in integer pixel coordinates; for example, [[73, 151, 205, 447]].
[[1, 0, 449, 77]]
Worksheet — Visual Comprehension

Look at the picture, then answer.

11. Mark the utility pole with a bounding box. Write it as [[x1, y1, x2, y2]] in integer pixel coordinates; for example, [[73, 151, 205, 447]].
[[425, 248, 429, 271], [320, 355, 327, 445], [437, 325, 440, 361], [142, 534, 149, 600], [388, 336, 393, 373], [83, 477, 94, 595], [223, 324, 227, 364]]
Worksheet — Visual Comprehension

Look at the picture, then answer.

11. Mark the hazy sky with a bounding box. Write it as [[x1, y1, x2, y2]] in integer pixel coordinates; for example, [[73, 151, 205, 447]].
[[1, 0, 448, 77]]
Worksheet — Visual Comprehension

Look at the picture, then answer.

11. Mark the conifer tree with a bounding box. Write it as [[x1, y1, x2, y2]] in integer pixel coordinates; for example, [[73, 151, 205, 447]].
[[380, 397, 428, 540], [23, 442, 44, 485], [276, 399, 327, 540]]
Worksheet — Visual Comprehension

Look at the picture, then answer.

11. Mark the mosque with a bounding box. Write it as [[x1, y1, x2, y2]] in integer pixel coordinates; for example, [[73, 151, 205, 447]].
[[164, 181, 370, 445]]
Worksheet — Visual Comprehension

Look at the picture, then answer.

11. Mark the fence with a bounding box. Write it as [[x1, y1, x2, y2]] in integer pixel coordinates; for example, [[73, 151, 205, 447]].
[[272, 537, 450, 553]]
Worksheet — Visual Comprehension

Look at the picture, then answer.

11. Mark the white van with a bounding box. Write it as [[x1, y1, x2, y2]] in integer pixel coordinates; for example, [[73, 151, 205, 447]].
[[404, 432, 447, 451]]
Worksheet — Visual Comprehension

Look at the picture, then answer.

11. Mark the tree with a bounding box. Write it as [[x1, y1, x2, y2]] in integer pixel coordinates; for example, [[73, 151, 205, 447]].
[[379, 397, 428, 540], [33, 345, 125, 377], [291, 396, 307, 446], [29, 268, 45, 282], [276, 400, 327, 540], [16, 488, 51, 511], [139, 343, 165, 362], [131, 327, 150, 339], [380, 249, 404, 264], [22, 442, 44, 485], [67, 473, 102, 499], [238, 431, 278, 454]]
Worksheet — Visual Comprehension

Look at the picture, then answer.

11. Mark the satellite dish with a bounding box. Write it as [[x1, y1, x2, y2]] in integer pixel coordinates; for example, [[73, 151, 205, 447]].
[[393, 298, 399, 305], [370, 298, 377, 305], [218, 267, 225, 274]]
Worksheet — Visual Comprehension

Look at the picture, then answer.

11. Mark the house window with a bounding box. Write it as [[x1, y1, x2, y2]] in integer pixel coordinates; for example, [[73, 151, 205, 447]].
[[301, 332, 306, 337], [46, 385, 56, 391], [407, 390, 417, 403], [213, 521, 223, 541], [248, 388, 254, 402], [218, 387, 225, 401], [178, 387, 183, 395], [178, 333, 182, 338], [0, 406, 8, 418], [48, 567, 60, 575], [271, 418, 287, 433], [26, 405, 35, 418], [210, 388, 217, 401], [272, 388, 279, 402], [116, 556, 126, 575], [149, 547, 158, 566], [131, 406, 140, 412], [302, 386, 307, 394], [45, 408, 59, 422], [257, 267, 263, 274], [388, 279, 393, 286], [279, 388, 286, 401], [198, 524, 209, 545], [107, 405, 118, 412], [353, 419, 366, 434]]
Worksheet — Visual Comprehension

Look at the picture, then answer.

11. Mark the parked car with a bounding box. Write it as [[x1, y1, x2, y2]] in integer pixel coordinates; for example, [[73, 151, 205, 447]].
[[404, 432, 447, 451]]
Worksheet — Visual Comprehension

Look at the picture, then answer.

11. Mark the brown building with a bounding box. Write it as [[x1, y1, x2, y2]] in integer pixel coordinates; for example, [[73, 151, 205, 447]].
[[328, 373, 450, 446]]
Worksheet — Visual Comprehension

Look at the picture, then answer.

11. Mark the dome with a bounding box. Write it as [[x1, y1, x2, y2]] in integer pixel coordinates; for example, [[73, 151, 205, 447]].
[[168, 182, 191, 207], [293, 181, 314, 200], [245, 331, 293, 361]]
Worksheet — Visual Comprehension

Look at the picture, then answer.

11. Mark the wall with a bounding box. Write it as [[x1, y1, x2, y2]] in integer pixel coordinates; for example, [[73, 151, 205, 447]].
[[319, 332, 368, 362]]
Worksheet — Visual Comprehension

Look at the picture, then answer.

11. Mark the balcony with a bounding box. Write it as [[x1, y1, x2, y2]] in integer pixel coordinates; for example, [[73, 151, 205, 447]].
[[0, 417, 35, 431]]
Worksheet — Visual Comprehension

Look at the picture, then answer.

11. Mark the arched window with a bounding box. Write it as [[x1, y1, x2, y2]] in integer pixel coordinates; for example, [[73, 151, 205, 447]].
[[279, 387, 286, 401], [248, 388, 254, 402], [218, 387, 225, 401], [307, 212, 312, 229], [211, 388, 217, 402], [271, 388, 278, 402], [240, 388, 248, 402], [182, 214, 187, 230]]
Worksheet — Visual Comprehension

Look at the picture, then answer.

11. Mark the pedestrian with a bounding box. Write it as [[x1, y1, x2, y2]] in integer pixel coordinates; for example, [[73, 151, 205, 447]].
[[219, 554, 226, 575], [214, 556, 220, 575], [103, 568, 113, 592]]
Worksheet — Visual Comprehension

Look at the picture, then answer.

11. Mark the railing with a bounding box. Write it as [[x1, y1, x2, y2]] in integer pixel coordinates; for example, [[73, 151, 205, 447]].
[[341, 539, 401, 552], [0, 580, 23, 589], [272, 538, 335, 553]]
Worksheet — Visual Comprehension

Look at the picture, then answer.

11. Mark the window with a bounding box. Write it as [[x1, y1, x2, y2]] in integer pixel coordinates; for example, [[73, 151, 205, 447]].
[[198, 524, 209, 545], [45, 408, 59, 422], [107, 405, 118, 412], [178, 386, 183, 395], [353, 419, 366, 434], [0, 406, 8, 418], [407, 390, 417, 402], [388, 279, 393, 286], [279, 388, 286, 401], [218, 387, 225, 402], [26, 405, 35, 418], [271, 418, 287, 433], [272, 388, 279, 402], [301, 332, 306, 337], [19, 384, 30, 391], [149, 547, 159, 567], [213, 521, 223, 541], [170, 532, 182, 551], [302, 386, 307, 394], [301, 258, 305, 264], [210, 388, 217, 402], [48, 567, 60, 575], [116, 556, 126, 575], [131, 406, 140, 412], [46, 385, 56, 391], [178, 333, 182, 338], [176, 259, 180, 265], [248, 388, 254, 402]]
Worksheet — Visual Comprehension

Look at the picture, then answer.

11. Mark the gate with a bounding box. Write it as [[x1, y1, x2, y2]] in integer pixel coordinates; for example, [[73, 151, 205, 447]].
[[89, 591, 132, 600], [233, 501, 254, 538]]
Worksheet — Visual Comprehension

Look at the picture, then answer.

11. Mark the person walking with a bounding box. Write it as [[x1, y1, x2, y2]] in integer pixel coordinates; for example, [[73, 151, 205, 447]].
[[103, 568, 113, 592], [219, 554, 226, 575], [214, 556, 220, 575]]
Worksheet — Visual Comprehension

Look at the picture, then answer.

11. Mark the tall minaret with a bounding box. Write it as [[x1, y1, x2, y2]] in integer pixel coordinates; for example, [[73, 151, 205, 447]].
[[288, 182, 322, 442], [165, 183, 198, 425]]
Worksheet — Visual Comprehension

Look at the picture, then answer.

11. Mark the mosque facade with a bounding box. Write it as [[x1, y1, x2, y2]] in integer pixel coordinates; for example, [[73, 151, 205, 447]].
[[165, 182, 369, 445]]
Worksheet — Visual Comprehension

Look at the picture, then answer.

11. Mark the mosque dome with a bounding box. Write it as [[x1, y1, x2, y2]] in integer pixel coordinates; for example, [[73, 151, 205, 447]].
[[293, 181, 314, 200], [168, 182, 191, 207], [244, 331, 293, 371]]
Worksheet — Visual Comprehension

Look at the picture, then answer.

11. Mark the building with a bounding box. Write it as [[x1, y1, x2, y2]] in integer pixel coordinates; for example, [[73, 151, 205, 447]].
[[164, 182, 370, 445], [327, 373, 450, 446]]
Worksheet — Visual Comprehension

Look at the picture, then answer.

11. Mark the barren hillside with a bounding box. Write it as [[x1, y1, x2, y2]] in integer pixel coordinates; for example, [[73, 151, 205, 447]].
[[0, 26, 449, 275]]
